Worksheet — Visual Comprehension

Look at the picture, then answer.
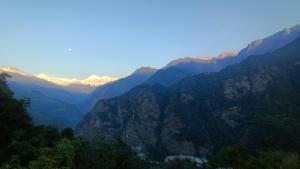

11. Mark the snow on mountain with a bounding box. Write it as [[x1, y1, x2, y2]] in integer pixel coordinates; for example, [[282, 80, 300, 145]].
[[0, 66, 120, 93], [0, 66, 32, 77], [0, 66, 63, 89], [36, 73, 119, 87]]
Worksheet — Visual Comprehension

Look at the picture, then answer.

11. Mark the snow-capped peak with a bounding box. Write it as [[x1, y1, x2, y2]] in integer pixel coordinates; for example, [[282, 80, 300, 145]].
[[36, 74, 71, 86], [0, 66, 32, 77], [87, 75, 101, 80], [81, 75, 119, 86], [35, 73, 119, 87]]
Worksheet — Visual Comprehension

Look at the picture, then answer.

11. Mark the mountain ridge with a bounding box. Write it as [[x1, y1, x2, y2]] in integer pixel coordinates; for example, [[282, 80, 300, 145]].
[[0, 66, 120, 94], [77, 33, 300, 161], [145, 22, 300, 86], [36, 73, 119, 87], [0, 67, 88, 128]]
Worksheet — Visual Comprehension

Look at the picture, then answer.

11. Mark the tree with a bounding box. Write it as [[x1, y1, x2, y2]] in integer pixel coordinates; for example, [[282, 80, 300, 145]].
[[29, 138, 84, 169], [0, 73, 32, 164]]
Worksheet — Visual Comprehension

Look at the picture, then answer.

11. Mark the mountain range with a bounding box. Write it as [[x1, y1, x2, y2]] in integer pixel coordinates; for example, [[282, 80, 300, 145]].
[[36, 73, 119, 94], [0, 67, 88, 128], [145, 53, 237, 86], [145, 23, 300, 87], [76, 23, 300, 161], [2, 22, 300, 139], [0, 66, 157, 128], [0, 67, 119, 94]]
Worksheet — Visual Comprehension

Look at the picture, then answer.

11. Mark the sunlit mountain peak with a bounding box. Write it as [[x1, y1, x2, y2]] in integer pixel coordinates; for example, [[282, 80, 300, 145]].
[[36, 73, 119, 87]]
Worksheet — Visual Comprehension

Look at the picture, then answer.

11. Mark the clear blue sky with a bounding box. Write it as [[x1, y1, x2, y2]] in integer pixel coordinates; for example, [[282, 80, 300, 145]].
[[1, 0, 300, 78]]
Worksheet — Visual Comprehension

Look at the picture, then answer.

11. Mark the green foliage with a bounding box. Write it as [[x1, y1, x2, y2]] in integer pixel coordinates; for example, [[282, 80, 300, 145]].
[[0, 161, 22, 169], [0, 73, 32, 164], [29, 138, 84, 169], [0, 74, 79, 169], [61, 128, 74, 139], [208, 145, 255, 169], [164, 160, 199, 169], [75, 137, 148, 169], [0, 73, 12, 98], [0, 74, 149, 169], [209, 145, 300, 169]]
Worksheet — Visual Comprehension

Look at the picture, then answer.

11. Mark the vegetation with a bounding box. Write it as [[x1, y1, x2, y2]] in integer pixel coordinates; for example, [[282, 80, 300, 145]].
[[208, 145, 300, 169], [0, 73, 200, 169]]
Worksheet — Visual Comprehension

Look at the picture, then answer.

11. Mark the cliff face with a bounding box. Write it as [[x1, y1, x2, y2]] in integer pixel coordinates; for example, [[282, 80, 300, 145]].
[[80, 67, 157, 112], [77, 37, 300, 160], [77, 85, 167, 157]]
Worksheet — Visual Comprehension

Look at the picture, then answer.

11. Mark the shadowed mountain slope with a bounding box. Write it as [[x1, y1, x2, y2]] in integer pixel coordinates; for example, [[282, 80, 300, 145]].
[[146, 23, 300, 86], [77, 36, 300, 160]]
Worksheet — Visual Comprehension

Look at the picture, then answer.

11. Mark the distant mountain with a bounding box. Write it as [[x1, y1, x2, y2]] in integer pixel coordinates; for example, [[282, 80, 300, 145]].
[[77, 32, 300, 160], [0, 67, 87, 104], [80, 67, 157, 112], [0, 66, 156, 127], [0, 67, 63, 89], [0, 67, 87, 128], [36, 74, 119, 94], [146, 23, 300, 86], [238, 23, 300, 58], [146, 53, 238, 86], [9, 82, 83, 128], [164, 54, 237, 68]]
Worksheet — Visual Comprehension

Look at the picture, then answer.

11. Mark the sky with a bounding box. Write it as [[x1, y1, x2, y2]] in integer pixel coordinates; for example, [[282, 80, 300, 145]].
[[1, 0, 300, 78]]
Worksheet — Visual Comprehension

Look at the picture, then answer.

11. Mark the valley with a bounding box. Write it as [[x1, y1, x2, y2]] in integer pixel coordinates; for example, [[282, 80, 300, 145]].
[[1, 2, 300, 168]]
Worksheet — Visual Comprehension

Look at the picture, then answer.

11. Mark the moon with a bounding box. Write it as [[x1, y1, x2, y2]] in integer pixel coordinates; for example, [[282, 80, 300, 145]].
[[68, 48, 73, 52]]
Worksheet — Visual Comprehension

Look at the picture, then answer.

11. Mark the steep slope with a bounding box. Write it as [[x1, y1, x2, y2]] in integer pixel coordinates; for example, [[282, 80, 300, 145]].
[[80, 67, 157, 112], [77, 37, 300, 160], [146, 23, 300, 86]]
